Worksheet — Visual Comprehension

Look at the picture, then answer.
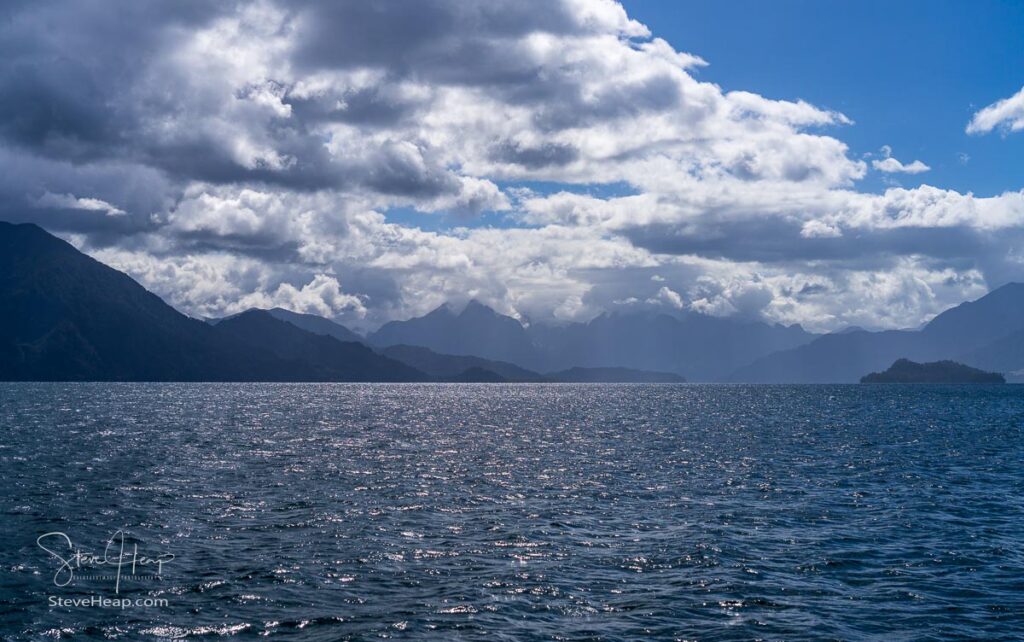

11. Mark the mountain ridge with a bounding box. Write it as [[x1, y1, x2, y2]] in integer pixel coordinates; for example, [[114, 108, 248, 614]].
[[369, 300, 543, 368], [370, 300, 818, 380], [730, 283, 1024, 382], [5, 221, 1024, 383], [209, 307, 364, 344], [0, 222, 425, 382], [214, 310, 428, 382]]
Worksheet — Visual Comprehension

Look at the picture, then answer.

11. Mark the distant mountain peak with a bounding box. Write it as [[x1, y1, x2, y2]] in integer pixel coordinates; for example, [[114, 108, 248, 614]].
[[460, 299, 501, 318], [263, 307, 363, 343], [990, 281, 1024, 294], [368, 297, 538, 367], [423, 302, 456, 318]]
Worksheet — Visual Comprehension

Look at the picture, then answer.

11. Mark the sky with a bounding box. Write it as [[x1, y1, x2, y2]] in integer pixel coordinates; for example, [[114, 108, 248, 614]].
[[622, 0, 1024, 197], [1, 0, 1023, 332]]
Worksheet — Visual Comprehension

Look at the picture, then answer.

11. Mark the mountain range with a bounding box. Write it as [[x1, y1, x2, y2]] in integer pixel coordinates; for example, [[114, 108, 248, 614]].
[[0, 222, 425, 382], [367, 300, 815, 380], [370, 300, 543, 368], [3, 221, 1024, 383], [730, 283, 1024, 382], [318, 286, 1024, 383], [0, 222, 685, 382]]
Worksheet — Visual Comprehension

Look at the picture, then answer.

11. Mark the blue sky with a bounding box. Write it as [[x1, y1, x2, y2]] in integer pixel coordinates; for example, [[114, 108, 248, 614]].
[[622, 0, 1024, 196]]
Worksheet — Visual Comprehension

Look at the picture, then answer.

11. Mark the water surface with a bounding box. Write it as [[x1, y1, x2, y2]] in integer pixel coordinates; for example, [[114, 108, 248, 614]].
[[1, 383, 1022, 640]]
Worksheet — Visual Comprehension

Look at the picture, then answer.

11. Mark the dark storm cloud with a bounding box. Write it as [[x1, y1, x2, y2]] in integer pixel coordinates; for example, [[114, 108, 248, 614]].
[[0, 1, 226, 156], [0, 2, 335, 198], [289, 0, 660, 132], [0, 145, 174, 233], [285, 84, 427, 128], [532, 73, 682, 132], [797, 283, 829, 297], [358, 143, 462, 198], [0, 64, 124, 160], [171, 231, 304, 263], [0, 1, 242, 211], [290, 0, 606, 74], [0, 0, 650, 236], [491, 142, 580, 169], [0, 204, 145, 241], [146, 132, 346, 192], [0, 0, 482, 245]]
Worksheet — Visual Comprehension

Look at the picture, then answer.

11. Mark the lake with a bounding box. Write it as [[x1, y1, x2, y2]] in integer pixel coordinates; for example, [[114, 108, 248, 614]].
[[1, 383, 1022, 640]]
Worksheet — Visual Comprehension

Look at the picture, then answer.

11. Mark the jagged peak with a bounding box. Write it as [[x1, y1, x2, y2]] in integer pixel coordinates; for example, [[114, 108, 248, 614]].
[[422, 302, 456, 318], [460, 299, 498, 316]]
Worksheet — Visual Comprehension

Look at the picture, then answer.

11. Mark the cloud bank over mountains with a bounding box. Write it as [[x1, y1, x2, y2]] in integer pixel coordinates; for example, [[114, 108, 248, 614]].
[[1, 0, 1021, 332]]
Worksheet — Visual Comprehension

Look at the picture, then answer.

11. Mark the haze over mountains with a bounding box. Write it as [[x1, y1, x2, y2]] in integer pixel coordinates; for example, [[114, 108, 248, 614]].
[[731, 283, 1024, 382], [367, 301, 815, 380], [362, 291, 1024, 382], [370, 301, 541, 369], [3, 221, 1024, 383]]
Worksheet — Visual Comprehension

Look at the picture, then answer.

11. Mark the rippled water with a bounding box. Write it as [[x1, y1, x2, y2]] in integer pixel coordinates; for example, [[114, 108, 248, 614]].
[[1, 383, 1023, 641]]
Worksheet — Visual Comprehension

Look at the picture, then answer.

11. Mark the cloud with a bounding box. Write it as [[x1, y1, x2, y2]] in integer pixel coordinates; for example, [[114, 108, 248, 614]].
[[871, 145, 930, 174], [37, 192, 126, 217], [236, 274, 368, 319], [800, 220, 842, 238], [646, 285, 685, 308], [967, 86, 1024, 135], [872, 157, 930, 174], [1, 0, 1021, 333]]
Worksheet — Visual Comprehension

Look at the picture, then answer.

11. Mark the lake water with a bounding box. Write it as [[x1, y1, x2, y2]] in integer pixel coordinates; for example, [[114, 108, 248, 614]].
[[1, 383, 1022, 640]]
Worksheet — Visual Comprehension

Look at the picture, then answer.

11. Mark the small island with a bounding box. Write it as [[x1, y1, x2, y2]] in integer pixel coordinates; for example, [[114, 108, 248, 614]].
[[861, 359, 1005, 384]]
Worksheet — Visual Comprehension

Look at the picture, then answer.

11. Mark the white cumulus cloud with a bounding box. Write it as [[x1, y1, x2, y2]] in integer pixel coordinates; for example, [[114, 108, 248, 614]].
[[871, 145, 930, 174], [37, 192, 126, 217], [967, 86, 1024, 135]]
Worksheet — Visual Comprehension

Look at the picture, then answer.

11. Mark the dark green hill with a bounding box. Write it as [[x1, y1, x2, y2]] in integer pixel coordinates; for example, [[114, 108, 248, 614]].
[[0, 222, 278, 380], [0, 222, 426, 382], [214, 311, 428, 382], [861, 359, 1004, 383]]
